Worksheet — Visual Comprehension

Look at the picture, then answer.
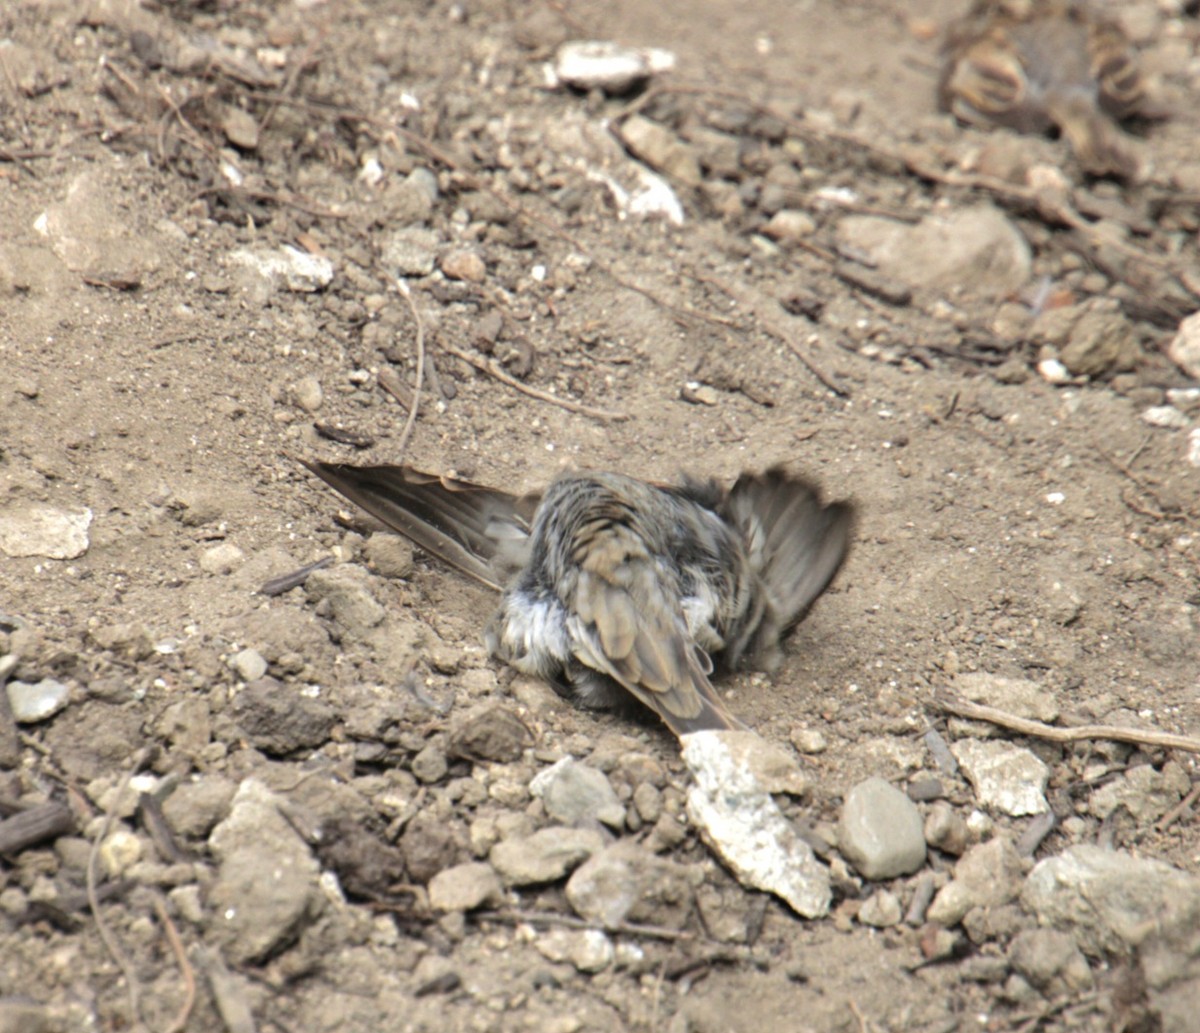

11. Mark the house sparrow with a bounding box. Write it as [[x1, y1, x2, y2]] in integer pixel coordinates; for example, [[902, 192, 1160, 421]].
[[939, 0, 1147, 177], [303, 461, 854, 737]]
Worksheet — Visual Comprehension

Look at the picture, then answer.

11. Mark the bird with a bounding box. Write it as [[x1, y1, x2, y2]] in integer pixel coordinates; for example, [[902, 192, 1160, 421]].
[[938, 0, 1148, 178], [302, 461, 854, 737]]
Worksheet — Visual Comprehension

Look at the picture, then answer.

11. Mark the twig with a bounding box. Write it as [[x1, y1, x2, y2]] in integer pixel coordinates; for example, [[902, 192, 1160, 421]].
[[391, 279, 425, 458], [475, 908, 692, 941], [1155, 782, 1200, 831], [439, 341, 631, 421], [0, 801, 75, 854], [87, 749, 151, 1029], [1016, 810, 1058, 857], [848, 998, 873, 1033], [152, 892, 196, 1033], [198, 946, 257, 1033], [259, 556, 333, 597], [684, 272, 849, 398], [932, 690, 1200, 755]]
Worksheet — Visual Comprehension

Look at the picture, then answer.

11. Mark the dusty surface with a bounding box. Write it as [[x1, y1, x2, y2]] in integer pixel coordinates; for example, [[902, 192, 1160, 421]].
[[2, 0, 1199, 1030]]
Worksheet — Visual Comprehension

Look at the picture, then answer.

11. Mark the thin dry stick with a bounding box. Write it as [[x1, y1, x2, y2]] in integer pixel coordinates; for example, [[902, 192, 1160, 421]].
[[88, 750, 150, 1029], [391, 278, 425, 457], [1155, 782, 1200, 831], [685, 270, 849, 398], [439, 341, 631, 421], [934, 690, 1200, 755], [152, 893, 196, 1033], [476, 908, 692, 941]]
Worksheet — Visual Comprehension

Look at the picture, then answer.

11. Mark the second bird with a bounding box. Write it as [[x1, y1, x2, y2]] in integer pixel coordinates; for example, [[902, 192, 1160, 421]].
[[304, 462, 854, 737]]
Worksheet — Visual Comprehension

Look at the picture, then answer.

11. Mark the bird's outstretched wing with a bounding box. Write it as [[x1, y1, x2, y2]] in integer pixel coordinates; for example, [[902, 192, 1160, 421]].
[[302, 461, 537, 590], [722, 467, 854, 636]]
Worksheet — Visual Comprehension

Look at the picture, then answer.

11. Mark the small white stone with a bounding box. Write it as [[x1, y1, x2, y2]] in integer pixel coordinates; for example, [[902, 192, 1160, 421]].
[[230, 648, 268, 682], [1141, 405, 1189, 429], [200, 542, 245, 575], [1037, 358, 1071, 384], [100, 829, 143, 877], [1187, 428, 1200, 468]]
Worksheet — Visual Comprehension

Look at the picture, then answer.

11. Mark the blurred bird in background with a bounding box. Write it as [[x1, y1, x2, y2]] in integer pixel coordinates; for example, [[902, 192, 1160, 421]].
[[304, 462, 854, 737], [939, 0, 1150, 178]]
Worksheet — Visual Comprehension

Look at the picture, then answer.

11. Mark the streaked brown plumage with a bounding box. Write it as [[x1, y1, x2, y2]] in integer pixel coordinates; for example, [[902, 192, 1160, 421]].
[[303, 461, 854, 737], [939, 0, 1148, 178]]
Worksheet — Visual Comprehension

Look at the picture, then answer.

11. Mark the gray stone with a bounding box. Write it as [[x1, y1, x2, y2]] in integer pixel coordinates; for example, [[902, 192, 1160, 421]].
[[565, 842, 697, 930], [232, 678, 336, 755], [1009, 929, 1094, 994], [290, 374, 323, 413], [156, 696, 212, 757], [835, 205, 1031, 298], [632, 782, 662, 824], [428, 862, 503, 912], [305, 564, 386, 637], [924, 800, 969, 856], [6, 678, 70, 723], [199, 542, 245, 575], [207, 779, 322, 964], [489, 826, 605, 886], [0, 503, 91, 559], [400, 812, 464, 884], [682, 729, 830, 918], [1022, 845, 1200, 957], [364, 534, 414, 579], [858, 889, 903, 928], [448, 703, 530, 763], [382, 226, 439, 277], [838, 776, 927, 880], [928, 837, 1025, 927], [531, 758, 625, 829], [1058, 302, 1141, 376], [951, 739, 1049, 816], [412, 742, 449, 784], [230, 648, 268, 682], [618, 114, 701, 185], [952, 672, 1059, 723], [162, 777, 237, 839]]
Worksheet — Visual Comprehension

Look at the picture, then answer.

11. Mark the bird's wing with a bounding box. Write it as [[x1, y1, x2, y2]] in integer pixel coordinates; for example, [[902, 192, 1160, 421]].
[[561, 525, 743, 736], [302, 461, 537, 590], [722, 468, 854, 634]]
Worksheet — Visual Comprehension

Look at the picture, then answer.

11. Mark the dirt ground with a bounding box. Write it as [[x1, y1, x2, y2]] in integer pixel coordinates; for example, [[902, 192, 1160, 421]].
[[2, 0, 1199, 1030]]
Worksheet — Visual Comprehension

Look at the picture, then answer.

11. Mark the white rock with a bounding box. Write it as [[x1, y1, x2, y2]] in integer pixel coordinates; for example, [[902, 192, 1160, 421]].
[[228, 244, 333, 292], [1037, 358, 1071, 384], [1167, 310, 1200, 379], [6, 679, 70, 723], [0, 503, 91, 559], [1188, 428, 1200, 468], [682, 730, 831, 918], [951, 739, 1049, 816], [1141, 405, 1190, 430], [99, 829, 143, 877], [550, 40, 675, 94], [200, 542, 246, 575]]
